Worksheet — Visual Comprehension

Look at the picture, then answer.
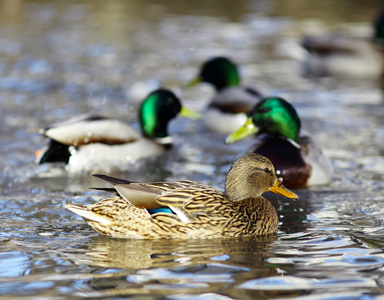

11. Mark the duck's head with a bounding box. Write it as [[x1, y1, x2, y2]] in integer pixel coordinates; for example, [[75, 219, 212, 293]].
[[139, 89, 197, 140], [225, 153, 298, 201], [225, 97, 301, 144], [187, 57, 240, 91], [373, 11, 384, 47]]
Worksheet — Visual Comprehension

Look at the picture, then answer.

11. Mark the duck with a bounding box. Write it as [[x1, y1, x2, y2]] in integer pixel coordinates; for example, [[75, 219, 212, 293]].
[[225, 97, 333, 188], [301, 11, 384, 78], [35, 89, 197, 173], [187, 56, 263, 133], [65, 153, 298, 239]]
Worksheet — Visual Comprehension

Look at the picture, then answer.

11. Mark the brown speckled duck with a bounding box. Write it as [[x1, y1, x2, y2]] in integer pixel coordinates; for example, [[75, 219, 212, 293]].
[[65, 153, 298, 239]]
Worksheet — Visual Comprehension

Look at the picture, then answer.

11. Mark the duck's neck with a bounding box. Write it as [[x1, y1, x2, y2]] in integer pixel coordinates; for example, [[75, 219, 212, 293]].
[[140, 119, 169, 139], [231, 198, 278, 235], [270, 119, 300, 142], [256, 113, 300, 142], [214, 70, 240, 91]]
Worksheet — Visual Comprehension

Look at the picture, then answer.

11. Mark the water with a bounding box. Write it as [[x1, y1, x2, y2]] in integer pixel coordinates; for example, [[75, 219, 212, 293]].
[[1, 0, 384, 298]]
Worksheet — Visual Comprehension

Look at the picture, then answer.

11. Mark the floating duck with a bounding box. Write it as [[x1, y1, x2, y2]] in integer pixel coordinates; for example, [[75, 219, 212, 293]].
[[65, 153, 298, 239], [225, 97, 333, 188], [187, 57, 263, 133], [302, 11, 384, 78], [36, 89, 197, 173]]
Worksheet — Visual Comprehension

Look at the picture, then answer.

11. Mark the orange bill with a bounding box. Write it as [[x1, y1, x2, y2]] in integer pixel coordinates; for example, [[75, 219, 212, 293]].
[[269, 180, 298, 199], [35, 149, 42, 158]]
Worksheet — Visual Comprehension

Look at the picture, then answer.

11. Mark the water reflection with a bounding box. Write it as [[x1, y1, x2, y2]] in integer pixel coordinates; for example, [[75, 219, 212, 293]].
[[53, 236, 280, 297], [65, 235, 278, 270]]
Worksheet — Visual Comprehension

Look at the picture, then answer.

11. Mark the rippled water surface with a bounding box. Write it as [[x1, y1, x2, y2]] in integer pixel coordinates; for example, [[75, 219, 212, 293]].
[[1, 0, 384, 299]]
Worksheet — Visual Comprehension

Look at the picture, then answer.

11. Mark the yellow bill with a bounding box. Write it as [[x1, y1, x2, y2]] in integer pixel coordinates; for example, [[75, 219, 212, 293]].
[[180, 106, 201, 120], [269, 180, 298, 199], [225, 117, 259, 144], [183, 76, 201, 89]]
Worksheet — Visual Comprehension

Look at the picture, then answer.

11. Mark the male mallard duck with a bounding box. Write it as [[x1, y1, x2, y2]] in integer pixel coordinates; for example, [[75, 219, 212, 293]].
[[302, 11, 384, 78], [225, 97, 333, 188], [65, 153, 298, 239], [187, 57, 263, 133], [35, 89, 197, 173]]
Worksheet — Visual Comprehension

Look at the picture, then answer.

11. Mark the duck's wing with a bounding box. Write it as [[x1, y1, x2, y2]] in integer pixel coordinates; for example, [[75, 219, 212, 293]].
[[93, 174, 212, 210], [43, 117, 141, 147], [155, 186, 228, 223], [93, 174, 135, 185], [115, 180, 211, 209], [92, 174, 156, 207], [42, 113, 107, 132]]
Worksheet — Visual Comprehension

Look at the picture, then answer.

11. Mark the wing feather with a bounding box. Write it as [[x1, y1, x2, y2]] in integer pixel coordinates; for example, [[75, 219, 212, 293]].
[[93, 174, 134, 185]]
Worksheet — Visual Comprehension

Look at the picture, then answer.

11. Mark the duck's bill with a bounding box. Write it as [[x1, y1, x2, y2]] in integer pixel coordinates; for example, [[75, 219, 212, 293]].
[[183, 77, 201, 89], [225, 117, 259, 144], [269, 181, 298, 199], [180, 106, 201, 119], [35, 148, 43, 163]]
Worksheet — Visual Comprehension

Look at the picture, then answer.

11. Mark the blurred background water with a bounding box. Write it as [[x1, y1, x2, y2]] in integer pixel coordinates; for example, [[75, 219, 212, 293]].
[[1, 0, 384, 299]]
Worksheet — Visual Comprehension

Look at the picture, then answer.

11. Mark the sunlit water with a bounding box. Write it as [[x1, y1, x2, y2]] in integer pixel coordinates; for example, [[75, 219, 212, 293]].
[[1, 0, 384, 299]]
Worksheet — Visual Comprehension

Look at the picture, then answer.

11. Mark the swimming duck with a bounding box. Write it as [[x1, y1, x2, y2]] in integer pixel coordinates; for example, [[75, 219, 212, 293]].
[[187, 57, 263, 133], [65, 153, 298, 239], [301, 11, 384, 78], [36, 89, 197, 173], [225, 97, 333, 188]]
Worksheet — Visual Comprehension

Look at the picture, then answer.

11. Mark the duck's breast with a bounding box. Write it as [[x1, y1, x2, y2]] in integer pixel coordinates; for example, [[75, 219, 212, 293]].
[[251, 136, 311, 188]]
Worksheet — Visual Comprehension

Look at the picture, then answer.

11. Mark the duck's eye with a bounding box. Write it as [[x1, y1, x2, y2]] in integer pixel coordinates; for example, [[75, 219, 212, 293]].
[[261, 108, 270, 113], [264, 168, 270, 173]]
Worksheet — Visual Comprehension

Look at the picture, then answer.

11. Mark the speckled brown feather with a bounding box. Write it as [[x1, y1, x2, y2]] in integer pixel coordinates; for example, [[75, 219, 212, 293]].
[[66, 153, 297, 239]]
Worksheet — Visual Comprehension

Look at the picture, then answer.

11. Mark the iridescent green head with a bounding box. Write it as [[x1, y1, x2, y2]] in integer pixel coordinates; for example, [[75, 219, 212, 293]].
[[138, 89, 182, 139], [373, 11, 384, 47], [250, 97, 301, 141], [194, 57, 240, 91], [139, 89, 197, 139], [225, 97, 301, 144]]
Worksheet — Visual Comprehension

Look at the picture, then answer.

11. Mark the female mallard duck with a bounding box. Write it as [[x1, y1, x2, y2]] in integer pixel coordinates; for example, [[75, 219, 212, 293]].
[[302, 11, 384, 78], [225, 97, 333, 188], [65, 153, 298, 239], [35, 89, 197, 173], [187, 57, 263, 133]]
